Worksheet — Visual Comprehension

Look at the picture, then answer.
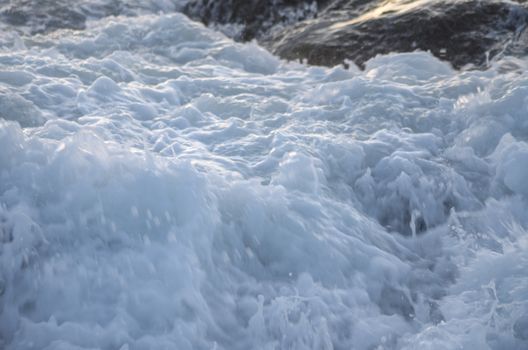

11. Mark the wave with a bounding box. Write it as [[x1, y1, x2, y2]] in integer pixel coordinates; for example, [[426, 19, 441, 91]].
[[0, 10, 527, 350]]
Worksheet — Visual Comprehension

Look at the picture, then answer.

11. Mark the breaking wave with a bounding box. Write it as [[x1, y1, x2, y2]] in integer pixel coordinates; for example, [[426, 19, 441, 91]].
[[0, 9, 527, 350]]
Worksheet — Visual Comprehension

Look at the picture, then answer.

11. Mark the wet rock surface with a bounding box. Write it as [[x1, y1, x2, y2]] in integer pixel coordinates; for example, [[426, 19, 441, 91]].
[[186, 0, 528, 69], [183, 0, 327, 41], [267, 0, 528, 69]]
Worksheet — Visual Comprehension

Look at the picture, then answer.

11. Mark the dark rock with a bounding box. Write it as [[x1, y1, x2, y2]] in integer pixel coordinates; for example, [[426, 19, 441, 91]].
[[183, 0, 329, 41], [266, 0, 528, 69], [185, 0, 528, 69]]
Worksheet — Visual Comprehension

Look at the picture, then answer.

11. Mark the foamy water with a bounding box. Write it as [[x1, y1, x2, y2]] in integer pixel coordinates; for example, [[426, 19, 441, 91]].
[[0, 8, 527, 350]]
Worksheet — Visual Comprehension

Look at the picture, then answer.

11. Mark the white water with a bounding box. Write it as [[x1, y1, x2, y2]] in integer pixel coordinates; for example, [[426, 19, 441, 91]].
[[0, 10, 527, 350]]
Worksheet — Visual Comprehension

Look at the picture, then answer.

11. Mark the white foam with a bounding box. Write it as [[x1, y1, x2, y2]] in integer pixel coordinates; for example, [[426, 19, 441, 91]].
[[0, 12, 527, 350]]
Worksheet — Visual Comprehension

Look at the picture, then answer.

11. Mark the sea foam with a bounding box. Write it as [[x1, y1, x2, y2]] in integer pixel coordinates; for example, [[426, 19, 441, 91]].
[[0, 12, 527, 350]]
